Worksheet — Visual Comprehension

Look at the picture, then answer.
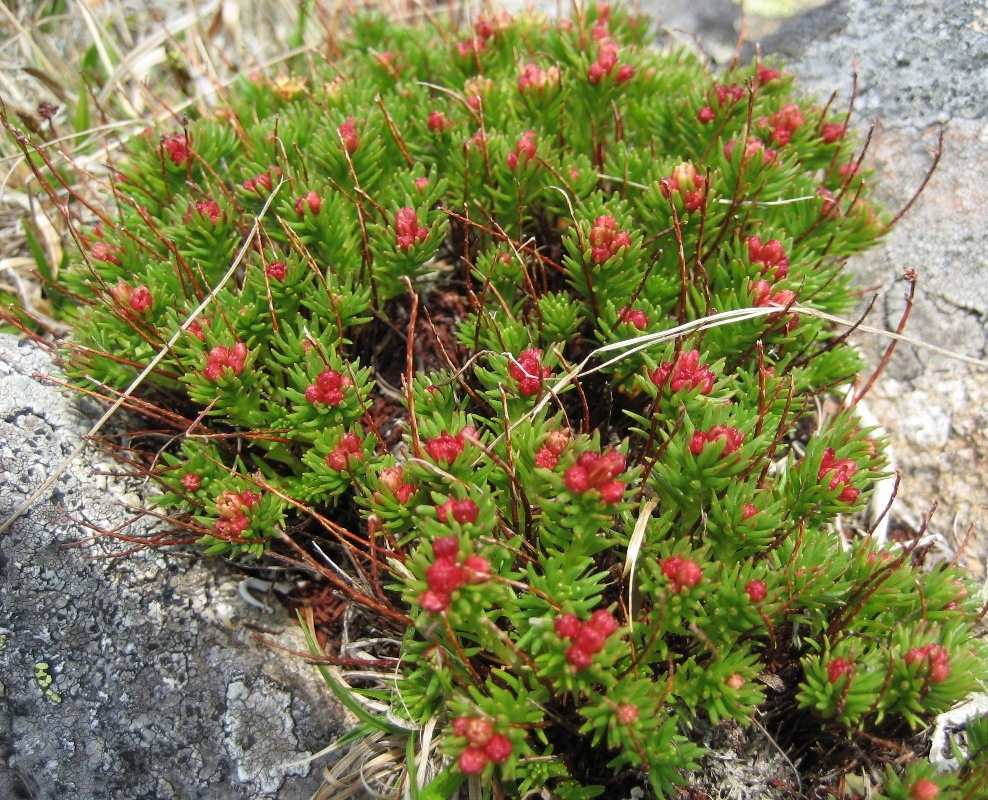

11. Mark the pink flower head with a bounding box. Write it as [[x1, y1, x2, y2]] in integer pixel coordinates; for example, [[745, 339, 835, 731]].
[[395, 206, 430, 250], [587, 42, 621, 84], [650, 349, 715, 394], [419, 589, 450, 613], [563, 449, 626, 503], [509, 348, 552, 396], [619, 306, 649, 330], [507, 130, 537, 170], [747, 235, 790, 280], [588, 215, 632, 264], [338, 116, 359, 153], [817, 447, 859, 502], [689, 425, 744, 457], [904, 644, 950, 682], [827, 657, 853, 683], [295, 191, 322, 217], [181, 473, 201, 492], [745, 579, 767, 603], [162, 133, 190, 165], [768, 104, 805, 147], [202, 342, 248, 382]]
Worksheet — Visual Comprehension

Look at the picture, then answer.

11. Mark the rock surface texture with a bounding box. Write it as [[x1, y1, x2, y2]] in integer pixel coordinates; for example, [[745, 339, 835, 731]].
[[757, 0, 988, 571], [0, 335, 344, 799]]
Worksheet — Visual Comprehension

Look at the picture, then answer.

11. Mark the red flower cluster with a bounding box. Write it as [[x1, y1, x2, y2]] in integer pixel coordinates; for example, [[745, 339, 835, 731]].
[[305, 369, 352, 406], [338, 116, 359, 153], [588, 215, 632, 264], [510, 348, 552, 396], [111, 281, 153, 314], [242, 165, 282, 195], [660, 556, 703, 592], [457, 36, 487, 59], [295, 191, 322, 217], [817, 447, 859, 503], [203, 343, 248, 382], [689, 426, 744, 457], [659, 164, 706, 212], [752, 279, 797, 328], [162, 133, 190, 165], [747, 236, 790, 280], [724, 136, 778, 166], [419, 536, 491, 613], [214, 489, 261, 537], [454, 717, 512, 773], [265, 261, 287, 281], [436, 497, 480, 525], [756, 64, 783, 85], [187, 319, 206, 341], [821, 122, 847, 144], [90, 241, 122, 265], [380, 465, 415, 504], [507, 130, 537, 169], [183, 199, 221, 225], [563, 449, 626, 503], [759, 104, 805, 147], [555, 609, 619, 670], [697, 83, 746, 123], [325, 432, 363, 471], [395, 207, 429, 250], [619, 306, 649, 330], [745, 579, 767, 603], [827, 657, 854, 683], [587, 42, 633, 85], [534, 429, 569, 470], [905, 644, 951, 683], [591, 1, 612, 40], [424, 427, 477, 465], [518, 63, 560, 93], [427, 111, 451, 132], [649, 349, 715, 394], [181, 472, 201, 492], [817, 187, 839, 219]]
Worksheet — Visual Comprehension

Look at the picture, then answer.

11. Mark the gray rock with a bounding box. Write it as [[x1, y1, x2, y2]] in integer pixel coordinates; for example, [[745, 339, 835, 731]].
[[758, 0, 988, 568], [0, 334, 345, 799]]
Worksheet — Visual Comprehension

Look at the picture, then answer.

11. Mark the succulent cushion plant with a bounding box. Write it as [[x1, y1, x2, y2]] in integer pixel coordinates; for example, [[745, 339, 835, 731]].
[[39, 4, 988, 798]]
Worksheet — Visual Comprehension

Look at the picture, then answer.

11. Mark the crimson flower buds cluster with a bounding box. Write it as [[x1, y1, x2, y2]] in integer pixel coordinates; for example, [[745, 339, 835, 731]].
[[563, 449, 626, 504], [305, 369, 352, 406], [827, 657, 854, 684], [181, 472, 201, 492], [436, 497, 480, 525], [660, 163, 706, 212], [905, 644, 951, 683], [203, 343, 248, 382], [395, 207, 429, 250], [457, 36, 486, 59], [162, 133, 190, 165], [214, 489, 261, 537], [756, 64, 782, 85], [689, 426, 744, 458], [752, 279, 797, 331], [338, 116, 359, 153], [242, 165, 282, 194], [821, 122, 846, 144], [534, 429, 569, 470], [518, 63, 560, 93], [510, 348, 552, 396], [555, 609, 619, 670], [325, 432, 363, 471], [454, 717, 512, 773], [183, 199, 221, 225], [187, 319, 206, 341], [759, 104, 805, 147], [427, 111, 451, 133], [724, 136, 777, 166], [587, 42, 633, 85], [745, 579, 767, 603], [90, 241, 122, 266], [591, 2, 612, 41], [379, 465, 415, 504], [424, 427, 477, 465], [649, 349, 715, 394], [265, 261, 287, 281], [619, 306, 649, 330], [295, 191, 322, 217], [588, 215, 631, 264], [747, 236, 790, 280], [111, 281, 153, 314], [697, 83, 746, 123], [817, 447, 859, 503], [507, 130, 537, 169], [660, 556, 703, 592], [419, 536, 491, 613]]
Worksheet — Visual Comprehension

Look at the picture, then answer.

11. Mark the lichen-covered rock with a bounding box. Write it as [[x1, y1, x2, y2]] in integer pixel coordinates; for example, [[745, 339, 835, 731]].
[[0, 335, 344, 799]]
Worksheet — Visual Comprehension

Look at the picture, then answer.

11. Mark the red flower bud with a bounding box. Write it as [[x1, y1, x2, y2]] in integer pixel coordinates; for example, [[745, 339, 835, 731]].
[[911, 780, 940, 800], [535, 447, 559, 469], [616, 704, 638, 725], [725, 673, 746, 690], [619, 306, 649, 330], [615, 64, 634, 84], [162, 133, 190, 165], [265, 261, 287, 281], [827, 657, 853, 683], [598, 481, 624, 504], [181, 473, 201, 492], [589, 609, 619, 636], [463, 555, 491, 583], [338, 116, 359, 153], [741, 503, 758, 521], [325, 448, 349, 471], [745, 580, 767, 603], [821, 122, 846, 144], [565, 645, 593, 670], [296, 191, 322, 216], [555, 613, 581, 639], [465, 717, 494, 747], [484, 734, 512, 763], [564, 465, 590, 494], [544, 430, 569, 455], [697, 106, 715, 124], [425, 557, 464, 594], [419, 588, 450, 613], [458, 746, 488, 774], [756, 64, 782, 85]]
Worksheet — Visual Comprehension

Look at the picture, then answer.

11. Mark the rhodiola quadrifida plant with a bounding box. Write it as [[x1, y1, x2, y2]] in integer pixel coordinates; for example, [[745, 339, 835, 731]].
[[21, 3, 988, 798]]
